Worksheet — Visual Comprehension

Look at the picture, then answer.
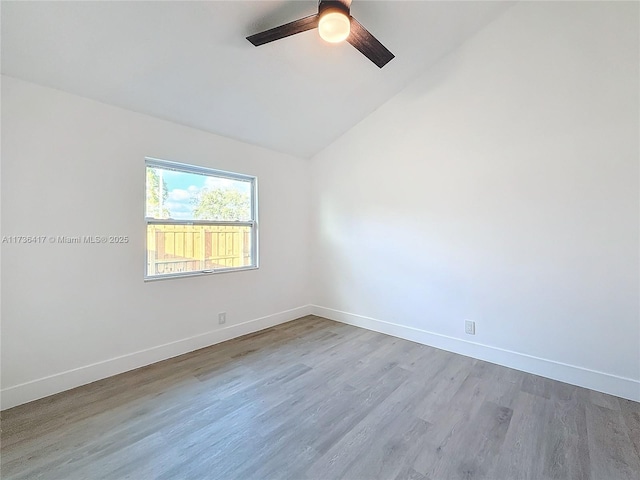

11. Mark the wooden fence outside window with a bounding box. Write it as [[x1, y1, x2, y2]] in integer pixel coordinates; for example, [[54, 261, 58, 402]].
[[147, 224, 251, 275]]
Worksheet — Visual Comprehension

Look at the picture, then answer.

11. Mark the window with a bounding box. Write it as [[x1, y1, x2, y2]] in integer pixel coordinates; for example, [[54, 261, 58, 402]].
[[145, 158, 257, 280]]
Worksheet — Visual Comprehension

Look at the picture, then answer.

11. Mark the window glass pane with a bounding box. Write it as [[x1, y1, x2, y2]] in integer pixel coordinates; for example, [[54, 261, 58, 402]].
[[146, 166, 252, 221], [147, 224, 253, 277]]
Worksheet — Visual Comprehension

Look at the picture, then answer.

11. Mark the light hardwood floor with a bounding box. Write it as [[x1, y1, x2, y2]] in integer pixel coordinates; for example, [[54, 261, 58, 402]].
[[1, 315, 639, 479]]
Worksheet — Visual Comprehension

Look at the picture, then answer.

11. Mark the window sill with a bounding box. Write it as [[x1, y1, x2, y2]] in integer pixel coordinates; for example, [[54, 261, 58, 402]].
[[144, 265, 259, 282]]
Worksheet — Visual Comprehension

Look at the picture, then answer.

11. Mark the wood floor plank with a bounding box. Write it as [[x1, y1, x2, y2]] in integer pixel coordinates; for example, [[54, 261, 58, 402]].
[[237, 367, 414, 480], [541, 391, 591, 480], [590, 389, 622, 411], [586, 402, 640, 480], [2, 315, 638, 480], [619, 398, 640, 459], [414, 400, 513, 480], [469, 361, 524, 410], [412, 354, 475, 424], [302, 370, 428, 480], [337, 414, 431, 480], [489, 391, 550, 480], [394, 466, 430, 480]]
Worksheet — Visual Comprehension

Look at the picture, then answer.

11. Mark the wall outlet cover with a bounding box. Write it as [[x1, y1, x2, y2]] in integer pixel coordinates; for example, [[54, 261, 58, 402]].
[[465, 320, 475, 335]]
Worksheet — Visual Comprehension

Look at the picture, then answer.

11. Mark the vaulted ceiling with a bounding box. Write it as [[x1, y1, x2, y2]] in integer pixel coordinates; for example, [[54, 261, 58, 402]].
[[2, 1, 512, 158]]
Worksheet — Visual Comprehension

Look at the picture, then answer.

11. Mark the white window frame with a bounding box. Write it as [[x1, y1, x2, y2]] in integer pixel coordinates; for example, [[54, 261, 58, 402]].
[[145, 157, 258, 281]]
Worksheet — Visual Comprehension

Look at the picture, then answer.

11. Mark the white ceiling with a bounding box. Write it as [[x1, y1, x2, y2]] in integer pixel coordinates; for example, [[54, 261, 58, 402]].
[[1, 1, 512, 158]]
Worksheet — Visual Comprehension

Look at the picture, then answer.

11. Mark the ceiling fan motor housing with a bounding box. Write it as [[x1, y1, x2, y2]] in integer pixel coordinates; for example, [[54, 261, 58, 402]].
[[318, 1, 350, 16]]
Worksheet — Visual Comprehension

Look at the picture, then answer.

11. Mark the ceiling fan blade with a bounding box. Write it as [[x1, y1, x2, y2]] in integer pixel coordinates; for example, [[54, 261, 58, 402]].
[[247, 14, 319, 46], [346, 17, 394, 68]]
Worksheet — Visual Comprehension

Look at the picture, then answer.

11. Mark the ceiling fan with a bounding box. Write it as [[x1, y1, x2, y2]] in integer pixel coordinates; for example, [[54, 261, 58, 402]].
[[246, 0, 394, 68]]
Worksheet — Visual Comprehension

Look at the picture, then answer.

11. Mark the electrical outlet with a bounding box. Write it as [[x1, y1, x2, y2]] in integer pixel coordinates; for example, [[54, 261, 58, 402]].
[[465, 320, 475, 335], [218, 312, 226, 325]]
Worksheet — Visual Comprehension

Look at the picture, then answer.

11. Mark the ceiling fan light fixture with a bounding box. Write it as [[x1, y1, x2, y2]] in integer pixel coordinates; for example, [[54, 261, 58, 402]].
[[318, 10, 350, 43], [247, 0, 394, 68]]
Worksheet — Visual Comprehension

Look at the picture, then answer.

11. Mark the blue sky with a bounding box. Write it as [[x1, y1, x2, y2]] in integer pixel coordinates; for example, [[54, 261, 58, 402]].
[[153, 168, 250, 220]]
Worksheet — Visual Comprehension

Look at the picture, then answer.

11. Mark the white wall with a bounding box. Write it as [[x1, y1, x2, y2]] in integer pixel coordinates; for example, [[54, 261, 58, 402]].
[[3, 1, 638, 409], [310, 1, 640, 401], [1, 76, 311, 408]]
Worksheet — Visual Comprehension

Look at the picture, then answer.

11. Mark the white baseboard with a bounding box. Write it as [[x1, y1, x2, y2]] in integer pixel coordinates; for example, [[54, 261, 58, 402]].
[[1, 305, 313, 410], [4, 304, 637, 409], [310, 305, 640, 402]]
